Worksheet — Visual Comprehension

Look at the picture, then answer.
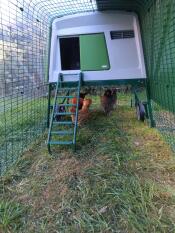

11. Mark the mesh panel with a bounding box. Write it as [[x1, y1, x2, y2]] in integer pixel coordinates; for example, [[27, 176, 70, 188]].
[[0, 0, 97, 175], [140, 0, 175, 151], [97, 0, 175, 152], [0, 0, 50, 174]]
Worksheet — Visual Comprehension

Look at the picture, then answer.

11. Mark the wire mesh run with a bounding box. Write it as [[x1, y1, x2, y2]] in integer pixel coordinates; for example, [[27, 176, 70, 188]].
[[140, 0, 175, 151], [0, 0, 49, 175], [152, 101, 175, 152], [0, 0, 97, 175], [0, 0, 175, 174], [97, 1, 175, 151]]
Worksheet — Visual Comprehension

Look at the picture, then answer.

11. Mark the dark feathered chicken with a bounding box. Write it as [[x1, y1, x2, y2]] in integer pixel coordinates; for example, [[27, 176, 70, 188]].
[[79, 92, 88, 99], [111, 88, 117, 109], [101, 89, 117, 115], [54, 105, 66, 121]]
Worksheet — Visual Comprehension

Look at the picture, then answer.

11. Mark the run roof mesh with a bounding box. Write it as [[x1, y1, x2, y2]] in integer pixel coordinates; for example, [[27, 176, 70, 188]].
[[0, 0, 154, 25]]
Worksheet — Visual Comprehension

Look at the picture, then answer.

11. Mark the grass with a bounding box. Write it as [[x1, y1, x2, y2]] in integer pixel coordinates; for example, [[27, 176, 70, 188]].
[[0, 93, 175, 232], [0, 200, 26, 233]]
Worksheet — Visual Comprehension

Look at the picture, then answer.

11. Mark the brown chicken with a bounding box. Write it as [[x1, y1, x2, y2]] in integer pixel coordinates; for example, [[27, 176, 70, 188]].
[[70, 98, 92, 125], [101, 89, 117, 115], [70, 92, 88, 110], [71, 97, 84, 110]]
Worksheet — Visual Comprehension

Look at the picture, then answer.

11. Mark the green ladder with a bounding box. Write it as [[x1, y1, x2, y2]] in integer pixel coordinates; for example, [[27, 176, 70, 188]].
[[47, 73, 82, 153]]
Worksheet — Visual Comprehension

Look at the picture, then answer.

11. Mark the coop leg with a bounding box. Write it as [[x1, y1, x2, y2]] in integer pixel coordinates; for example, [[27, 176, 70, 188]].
[[48, 144, 52, 154], [47, 83, 51, 128]]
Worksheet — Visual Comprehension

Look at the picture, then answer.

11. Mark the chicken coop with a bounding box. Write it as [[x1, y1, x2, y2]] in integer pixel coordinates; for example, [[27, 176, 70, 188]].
[[0, 0, 175, 174], [49, 11, 146, 83]]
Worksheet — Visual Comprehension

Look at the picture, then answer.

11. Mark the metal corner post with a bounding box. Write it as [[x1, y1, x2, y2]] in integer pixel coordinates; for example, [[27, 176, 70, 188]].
[[137, 13, 156, 128], [47, 25, 52, 128]]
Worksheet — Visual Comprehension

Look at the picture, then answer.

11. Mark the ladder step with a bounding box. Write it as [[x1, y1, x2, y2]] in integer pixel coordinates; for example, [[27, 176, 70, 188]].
[[57, 96, 75, 98], [59, 104, 76, 107], [53, 121, 73, 125], [51, 130, 73, 135], [60, 80, 79, 83], [58, 88, 78, 91], [54, 112, 75, 116], [50, 104, 76, 109], [60, 73, 80, 76], [48, 141, 73, 145]]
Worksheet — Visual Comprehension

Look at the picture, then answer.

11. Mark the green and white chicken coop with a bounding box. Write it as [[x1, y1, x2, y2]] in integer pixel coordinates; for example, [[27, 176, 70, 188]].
[[0, 0, 175, 174], [49, 11, 146, 84]]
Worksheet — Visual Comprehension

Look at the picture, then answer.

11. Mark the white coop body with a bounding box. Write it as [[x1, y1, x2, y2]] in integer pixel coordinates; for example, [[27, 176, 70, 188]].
[[49, 11, 146, 84]]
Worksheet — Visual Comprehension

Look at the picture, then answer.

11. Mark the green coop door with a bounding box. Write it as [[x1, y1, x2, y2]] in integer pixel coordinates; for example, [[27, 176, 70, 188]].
[[80, 34, 110, 71]]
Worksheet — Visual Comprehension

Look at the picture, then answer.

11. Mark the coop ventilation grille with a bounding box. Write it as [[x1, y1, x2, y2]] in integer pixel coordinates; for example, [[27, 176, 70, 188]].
[[110, 30, 135, 39]]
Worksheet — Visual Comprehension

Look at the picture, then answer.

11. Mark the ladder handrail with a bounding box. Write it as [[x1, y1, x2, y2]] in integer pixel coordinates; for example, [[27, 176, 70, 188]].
[[47, 73, 61, 150], [73, 72, 82, 150]]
